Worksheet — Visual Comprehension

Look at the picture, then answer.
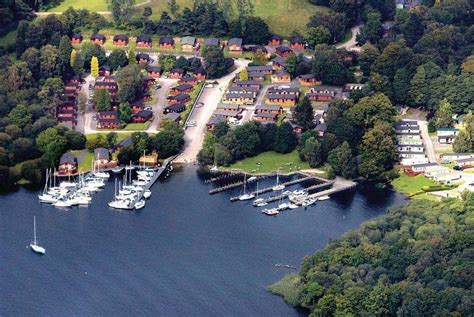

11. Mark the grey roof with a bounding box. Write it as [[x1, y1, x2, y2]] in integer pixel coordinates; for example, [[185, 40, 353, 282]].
[[159, 36, 174, 45], [267, 93, 297, 100], [180, 75, 197, 82], [272, 56, 286, 65], [275, 69, 289, 76], [169, 94, 190, 101], [218, 104, 241, 110], [113, 34, 128, 42], [165, 103, 186, 112], [163, 112, 180, 121], [116, 136, 133, 148], [228, 38, 243, 47], [205, 38, 219, 46], [148, 66, 163, 73], [268, 87, 299, 94], [254, 112, 277, 119], [181, 36, 196, 45], [456, 157, 474, 163], [137, 34, 151, 43], [60, 152, 76, 165], [234, 80, 261, 86], [246, 65, 273, 72], [91, 33, 105, 41], [225, 92, 255, 99], [213, 110, 242, 117], [247, 71, 265, 78], [412, 163, 439, 168], [133, 110, 153, 120], [228, 85, 260, 93], [299, 74, 317, 79], [207, 116, 225, 126], [255, 104, 282, 111], [94, 148, 109, 160], [170, 67, 185, 74], [314, 123, 327, 132], [172, 84, 194, 91]]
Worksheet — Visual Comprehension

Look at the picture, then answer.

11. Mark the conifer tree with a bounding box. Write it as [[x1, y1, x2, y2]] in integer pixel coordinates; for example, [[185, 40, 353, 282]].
[[90, 56, 99, 77]]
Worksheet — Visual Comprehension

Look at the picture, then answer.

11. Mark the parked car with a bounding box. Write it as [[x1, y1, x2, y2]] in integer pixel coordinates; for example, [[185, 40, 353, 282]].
[[196, 102, 204, 108], [186, 121, 197, 127], [155, 85, 162, 90], [453, 165, 461, 171], [144, 106, 152, 111]]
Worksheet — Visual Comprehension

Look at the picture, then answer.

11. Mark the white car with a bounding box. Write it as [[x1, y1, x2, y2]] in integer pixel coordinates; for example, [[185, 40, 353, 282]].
[[144, 106, 152, 111], [186, 121, 197, 127]]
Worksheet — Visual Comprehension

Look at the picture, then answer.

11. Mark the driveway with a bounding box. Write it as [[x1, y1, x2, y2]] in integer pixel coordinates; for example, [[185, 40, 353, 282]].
[[175, 59, 250, 163], [336, 24, 363, 52], [418, 120, 437, 163], [147, 78, 177, 132]]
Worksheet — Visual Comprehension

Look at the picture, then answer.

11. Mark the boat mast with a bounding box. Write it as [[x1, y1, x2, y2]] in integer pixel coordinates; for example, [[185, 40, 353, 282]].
[[33, 216, 37, 245]]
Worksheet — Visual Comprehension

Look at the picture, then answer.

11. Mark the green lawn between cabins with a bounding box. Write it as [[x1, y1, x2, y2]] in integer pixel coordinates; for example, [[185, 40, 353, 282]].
[[228, 150, 310, 174], [123, 122, 151, 130], [70, 149, 95, 172]]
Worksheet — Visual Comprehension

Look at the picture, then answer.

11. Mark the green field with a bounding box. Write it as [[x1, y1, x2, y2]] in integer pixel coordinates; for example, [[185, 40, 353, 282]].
[[229, 150, 310, 174], [391, 172, 439, 196], [85, 132, 134, 142], [71, 150, 95, 172], [0, 30, 17, 47], [47, 0, 145, 12], [123, 122, 151, 130]]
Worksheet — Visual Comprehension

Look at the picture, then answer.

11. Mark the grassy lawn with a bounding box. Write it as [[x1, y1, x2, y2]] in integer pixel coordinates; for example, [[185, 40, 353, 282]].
[[46, 0, 145, 12], [268, 274, 301, 307], [123, 122, 151, 130], [0, 30, 16, 47], [71, 150, 95, 172], [85, 132, 134, 142], [179, 82, 204, 125], [391, 172, 439, 196], [229, 150, 310, 174]]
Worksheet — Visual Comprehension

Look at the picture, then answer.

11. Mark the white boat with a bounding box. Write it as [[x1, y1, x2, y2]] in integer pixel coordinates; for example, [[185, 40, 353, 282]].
[[272, 170, 285, 191], [262, 208, 279, 216], [38, 194, 58, 204], [134, 199, 146, 210], [72, 195, 91, 205], [210, 166, 218, 172], [112, 166, 124, 173], [247, 176, 257, 182], [318, 195, 330, 201], [53, 199, 73, 208], [238, 175, 255, 201], [30, 216, 46, 254], [278, 202, 290, 210], [108, 200, 133, 209], [59, 181, 76, 188], [92, 171, 110, 179], [282, 190, 291, 196], [143, 190, 152, 199], [302, 198, 317, 207], [288, 203, 299, 209], [253, 198, 266, 206], [293, 190, 306, 196], [132, 180, 147, 186]]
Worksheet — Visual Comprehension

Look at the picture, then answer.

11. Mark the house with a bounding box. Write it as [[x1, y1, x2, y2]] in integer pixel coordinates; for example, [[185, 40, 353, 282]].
[[456, 157, 474, 168], [266, 93, 298, 106], [169, 68, 185, 79], [71, 33, 83, 44], [131, 101, 144, 113], [437, 128, 459, 144], [272, 56, 286, 70], [271, 69, 291, 83], [65, 81, 81, 92], [401, 157, 429, 166], [159, 36, 174, 49], [114, 136, 133, 151], [137, 92, 152, 102], [143, 76, 156, 87], [247, 71, 265, 81], [131, 110, 153, 123], [398, 151, 426, 159], [136, 53, 150, 65], [255, 104, 283, 115], [57, 116, 77, 127], [249, 45, 268, 54], [97, 111, 119, 120], [217, 104, 242, 112], [228, 38, 243, 54], [212, 110, 243, 120], [268, 86, 300, 96], [99, 65, 111, 77], [164, 103, 186, 114], [233, 80, 261, 88], [227, 85, 260, 96], [170, 84, 194, 95], [397, 143, 424, 153], [193, 68, 207, 81], [102, 75, 116, 83], [181, 36, 197, 52], [63, 88, 78, 98], [180, 75, 198, 86], [147, 66, 163, 79], [290, 35, 305, 50], [425, 165, 451, 178], [139, 152, 159, 166], [136, 34, 152, 48], [306, 86, 339, 102], [395, 120, 419, 132], [268, 35, 283, 46], [206, 115, 225, 131], [94, 81, 117, 90], [90, 33, 106, 45], [314, 123, 327, 137], [58, 153, 77, 175], [163, 112, 181, 123], [113, 34, 128, 46], [222, 92, 255, 105], [275, 46, 293, 58], [94, 148, 111, 165], [167, 93, 190, 105], [246, 65, 274, 75], [343, 83, 365, 93], [396, 132, 421, 140], [205, 38, 220, 47], [298, 74, 321, 86], [440, 153, 474, 163], [410, 162, 439, 173], [254, 112, 278, 123], [434, 172, 462, 184]]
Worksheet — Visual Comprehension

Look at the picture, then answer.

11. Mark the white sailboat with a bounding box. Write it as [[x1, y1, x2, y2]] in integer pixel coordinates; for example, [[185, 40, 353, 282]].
[[262, 208, 279, 216], [134, 199, 146, 210], [272, 170, 285, 191], [30, 216, 46, 254], [239, 175, 255, 201], [252, 182, 267, 207]]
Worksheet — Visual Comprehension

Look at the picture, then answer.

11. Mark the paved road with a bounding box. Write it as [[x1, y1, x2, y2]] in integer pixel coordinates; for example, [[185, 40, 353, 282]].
[[336, 24, 363, 52], [175, 59, 250, 163], [147, 78, 177, 132], [418, 120, 437, 163]]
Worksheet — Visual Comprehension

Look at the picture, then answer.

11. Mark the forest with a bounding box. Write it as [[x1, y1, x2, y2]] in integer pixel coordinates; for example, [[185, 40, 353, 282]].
[[271, 196, 474, 315]]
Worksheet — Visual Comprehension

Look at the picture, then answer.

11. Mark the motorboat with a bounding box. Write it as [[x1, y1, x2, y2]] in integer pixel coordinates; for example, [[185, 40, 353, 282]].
[[252, 198, 267, 207], [262, 208, 279, 216], [143, 190, 152, 199], [247, 176, 257, 182], [134, 199, 146, 210], [132, 180, 147, 186], [108, 200, 133, 210], [38, 194, 58, 204], [302, 198, 317, 207], [282, 190, 291, 196], [278, 202, 290, 210], [59, 181, 76, 188], [92, 171, 110, 179], [318, 195, 330, 201], [30, 216, 45, 254], [292, 190, 306, 196], [288, 203, 299, 209], [112, 166, 124, 173], [53, 198, 73, 208], [210, 166, 218, 172]]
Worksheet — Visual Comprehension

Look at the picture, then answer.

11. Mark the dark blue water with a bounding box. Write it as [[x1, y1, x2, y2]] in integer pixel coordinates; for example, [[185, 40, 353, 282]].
[[0, 166, 405, 316]]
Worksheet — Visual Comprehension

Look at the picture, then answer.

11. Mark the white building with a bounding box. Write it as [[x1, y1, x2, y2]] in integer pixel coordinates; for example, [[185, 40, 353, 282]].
[[401, 157, 429, 166], [437, 128, 459, 144], [440, 153, 474, 163], [425, 166, 451, 178], [411, 163, 439, 173], [434, 172, 462, 184]]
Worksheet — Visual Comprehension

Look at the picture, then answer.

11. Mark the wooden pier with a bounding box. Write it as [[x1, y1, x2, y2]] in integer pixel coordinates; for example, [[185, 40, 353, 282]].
[[133, 156, 177, 203], [263, 181, 334, 203]]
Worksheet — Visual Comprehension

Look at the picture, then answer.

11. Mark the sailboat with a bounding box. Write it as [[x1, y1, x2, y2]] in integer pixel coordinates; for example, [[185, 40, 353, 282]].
[[30, 216, 46, 254], [252, 182, 267, 207], [272, 169, 285, 191], [239, 175, 255, 201], [278, 191, 290, 210]]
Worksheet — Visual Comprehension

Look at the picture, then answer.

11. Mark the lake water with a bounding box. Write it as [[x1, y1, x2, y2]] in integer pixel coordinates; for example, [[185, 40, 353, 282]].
[[0, 166, 405, 316]]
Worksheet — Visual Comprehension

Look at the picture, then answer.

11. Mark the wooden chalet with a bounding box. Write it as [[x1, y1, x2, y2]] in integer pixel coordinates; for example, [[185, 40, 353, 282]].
[[206, 115, 225, 131], [268, 86, 300, 96], [266, 93, 298, 106], [272, 56, 286, 70], [181, 36, 197, 52], [170, 84, 194, 95], [290, 35, 304, 50], [136, 53, 150, 65], [255, 104, 283, 115], [71, 33, 83, 44], [113, 34, 129, 46], [275, 46, 293, 58], [247, 71, 265, 81], [268, 35, 283, 46], [254, 112, 278, 123], [159, 36, 174, 49], [222, 92, 255, 105], [99, 65, 111, 77], [217, 104, 242, 112], [94, 147, 111, 165], [233, 80, 261, 89], [298, 74, 321, 86], [169, 68, 185, 79], [97, 112, 121, 129], [102, 75, 116, 83], [164, 103, 186, 114], [193, 68, 207, 81], [163, 112, 181, 123], [131, 110, 153, 123], [147, 66, 163, 79], [180, 75, 199, 86], [227, 38, 243, 54], [65, 81, 81, 92], [271, 69, 291, 83], [139, 152, 159, 167], [205, 38, 220, 47], [136, 34, 152, 48], [143, 76, 156, 87], [131, 101, 144, 113], [306, 86, 339, 102], [94, 81, 117, 90], [246, 65, 273, 75], [227, 85, 259, 96], [167, 93, 190, 105], [212, 109, 243, 120], [90, 33, 106, 45], [58, 153, 77, 175]]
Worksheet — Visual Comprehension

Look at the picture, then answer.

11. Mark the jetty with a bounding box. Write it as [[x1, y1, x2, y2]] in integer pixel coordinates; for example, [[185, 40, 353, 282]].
[[132, 156, 176, 203], [262, 180, 334, 204]]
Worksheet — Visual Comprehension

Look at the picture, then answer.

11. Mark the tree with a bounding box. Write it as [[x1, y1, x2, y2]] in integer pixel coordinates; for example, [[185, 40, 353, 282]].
[[453, 113, 474, 153], [90, 56, 99, 77], [461, 55, 474, 74], [307, 26, 331, 46], [36, 127, 67, 167], [8, 105, 31, 128], [239, 68, 248, 81], [70, 49, 77, 68], [203, 46, 228, 79], [131, 132, 150, 156], [109, 0, 136, 24], [159, 55, 176, 72], [213, 121, 230, 139], [58, 35, 72, 75], [409, 62, 444, 108], [168, 0, 179, 17], [242, 16, 270, 45], [328, 141, 355, 178], [72, 51, 84, 76], [214, 143, 232, 166], [285, 54, 298, 76], [294, 96, 315, 130], [252, 51, 267, 66], [119, 103, 133, 123], [393, 68, 411, 105], [16, 20, 30, 58], [40, 44, 60, 78], [116, 64, 143, 103], [357, 11, 383, 45], [359, 44, 380, 76], [403, 12, 424, 47], [81, 43, 106, 69], [105, 132, 118, 148], [128, 48, 136, 65], [312, 45, 352, 85], [346, 93, 396, 131], [152, 121, 184, 157], [303, 137, 323, 167], [373, 41, 413, 79], [433, 99, 454, 128], [94, 88, 111, 112], [65, 130, 86, 150], [21, 47, 41, 79], [108, 49, 128, 71], [273, 123, 296, 153], [143, 6, 152, 18], [174, 56, 188, 70]]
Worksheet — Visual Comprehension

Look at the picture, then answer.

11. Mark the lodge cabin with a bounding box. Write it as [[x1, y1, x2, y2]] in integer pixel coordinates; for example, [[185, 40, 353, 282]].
[[275, 46, 293, 58], [97, 111, 119, 120], [94, 81, 117, 90], [181, 36, 197, 52], [397, 143, 425, 153], [97, 111, 121, 129], [114, 136, 133, 151], [71, 33, 83, 45], [456, 157, 474, 168], [136, 34, 152, 48], [440, 153, 474, 163], [143, 76, 156, 87], [64, 81, 81, 92], [233, 80, 261, 89], [205, 38, 220, 47], [147, 66, 163, 78], [298, 74, 321, 86], [437, 128, 459, 144], [167, 93, 190, 105], [90, 33, 106, 45], [289, 122, 304, 134], [58, 153, 78, 175], [290, 35, 305, 50], [396, 131, 422, 140], [254, 112, 278, 123], [63, 88, 78, 98], [94, 147, 111, 165], [180, 75, 198, 86], [395, 121, 420, 133], [68, 76, 82, 84], [227, 38, 243, 54], [159, 36, 174, 49], [271, 69, 291, 83], [268, 35, 283, 46], [217, 104, 243, 112], [137, 92, 152, 102], [408, 162, 439, 174], [57, 116, 77, 127], [248, 45, 268, 55], [222, 92, 255, 105], [247, 72, 265, 81], [113, 34, 129, 46], [255, 104, 284, 115], [131, 110, 153, 123], [139, 152, 159, 167], [246, 65, 273, 75], [206, 115, 225, 131], [170, 84, 194, 95], [136, 53, 150, 65], [131, 101, 144, 113], [193, 68, 207, 81], [163, 112, 181, 123], [227, 85, 259, 96], [99, 65, 111, 77], [305, 86, 339, 102], [212, 109, 243, 120], [169, 68, 185, 79], [272, 56, 286, 70], [164, 103, 186, 114], [102, 75, 116, 83], [268, 86, 300, 96], [266, 93, 298, 106]]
